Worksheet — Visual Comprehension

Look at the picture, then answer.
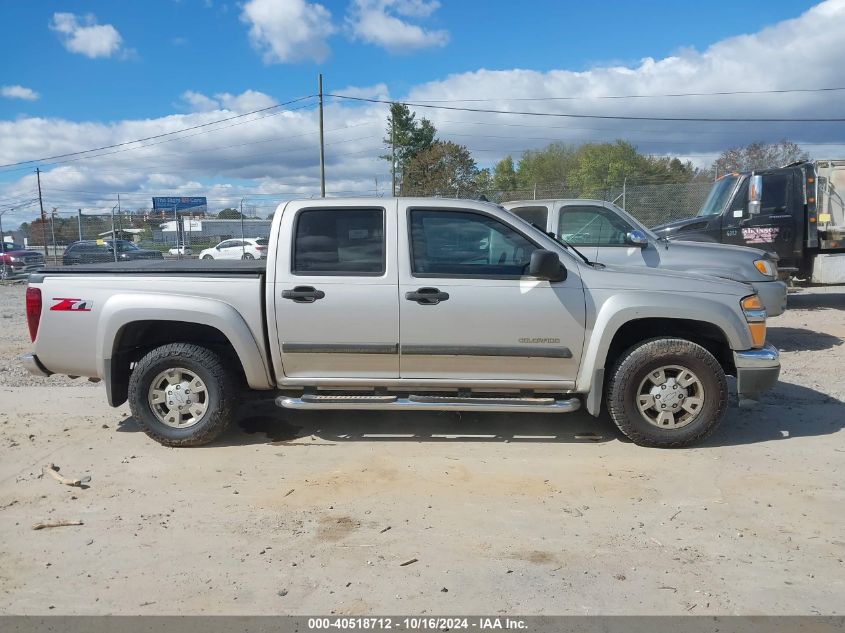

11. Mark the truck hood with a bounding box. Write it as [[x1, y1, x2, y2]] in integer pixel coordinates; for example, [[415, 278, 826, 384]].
[[645, 238, 777, 282], [651, 216, 711, 237], [579, 260, 753, 296]]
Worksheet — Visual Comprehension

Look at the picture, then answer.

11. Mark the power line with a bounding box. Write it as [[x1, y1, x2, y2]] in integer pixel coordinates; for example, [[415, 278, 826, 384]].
[[0, 95, 315, 169], [408, 86, 845, 102], [326, 93, 845, 123]]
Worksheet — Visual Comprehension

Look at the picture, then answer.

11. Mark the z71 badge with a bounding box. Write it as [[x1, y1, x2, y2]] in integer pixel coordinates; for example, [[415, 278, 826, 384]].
[[50, 298, 93, 312]]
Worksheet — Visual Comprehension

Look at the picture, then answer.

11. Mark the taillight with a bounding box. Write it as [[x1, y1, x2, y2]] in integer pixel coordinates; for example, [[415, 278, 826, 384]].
[[256, 246, 267, 251], [25, 287, 42, 342]]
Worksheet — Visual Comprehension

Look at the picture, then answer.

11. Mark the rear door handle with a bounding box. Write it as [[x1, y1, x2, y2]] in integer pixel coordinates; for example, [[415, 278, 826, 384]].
[[282, 286, 325, 303], [405, 287, 449, 305]]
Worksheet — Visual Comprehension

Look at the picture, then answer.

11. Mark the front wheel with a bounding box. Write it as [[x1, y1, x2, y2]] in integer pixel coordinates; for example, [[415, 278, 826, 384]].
[[127, 343, 237, 447], [606, 337, 727, 448], [201, 254, 213, 260]]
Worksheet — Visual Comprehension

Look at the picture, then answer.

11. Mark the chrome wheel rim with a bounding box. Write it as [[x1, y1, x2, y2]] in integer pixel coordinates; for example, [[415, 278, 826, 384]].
[[636, 365, 705, 429], [148, 367, 209, 428]]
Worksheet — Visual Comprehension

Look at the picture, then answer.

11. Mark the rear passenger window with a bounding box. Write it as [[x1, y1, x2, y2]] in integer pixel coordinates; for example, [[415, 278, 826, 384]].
[[510, 206, 549, 230], [293, 208, 384, 275]]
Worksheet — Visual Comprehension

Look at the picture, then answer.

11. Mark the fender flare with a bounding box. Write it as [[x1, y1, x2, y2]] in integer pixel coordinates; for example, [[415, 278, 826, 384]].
[[577, 292, 752, 415], [96, 293, 273, 395]]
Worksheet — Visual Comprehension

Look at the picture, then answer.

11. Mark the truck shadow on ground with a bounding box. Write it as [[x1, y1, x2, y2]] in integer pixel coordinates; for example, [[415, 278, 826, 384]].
[[785, 290, 845, 311], [767, 326, 843, 352], [115, 379, 843, 449]]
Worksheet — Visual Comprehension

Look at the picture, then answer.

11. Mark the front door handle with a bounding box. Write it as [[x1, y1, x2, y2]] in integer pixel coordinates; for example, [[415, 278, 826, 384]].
[[282, 286, 325, 303], [405, 287, 449, 305]]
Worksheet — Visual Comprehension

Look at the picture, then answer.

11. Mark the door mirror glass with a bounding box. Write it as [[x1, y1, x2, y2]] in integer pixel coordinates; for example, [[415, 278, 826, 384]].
[[748, 174, 763, 216], [528, 249, 566, 282], [626, 230, 648, 247]]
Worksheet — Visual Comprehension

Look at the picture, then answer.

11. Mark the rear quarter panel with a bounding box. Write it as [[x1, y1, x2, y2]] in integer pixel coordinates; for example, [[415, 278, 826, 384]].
[[32, 274, 271, 387]]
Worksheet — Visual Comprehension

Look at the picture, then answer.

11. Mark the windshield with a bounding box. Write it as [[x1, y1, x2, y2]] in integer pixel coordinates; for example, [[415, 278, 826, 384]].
[[1, 242, 25, 252], [697, 175, 739, 217]]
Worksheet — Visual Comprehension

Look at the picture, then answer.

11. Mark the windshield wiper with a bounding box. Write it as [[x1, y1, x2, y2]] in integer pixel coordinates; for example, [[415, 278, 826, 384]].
[[530, 223, 594, 266]]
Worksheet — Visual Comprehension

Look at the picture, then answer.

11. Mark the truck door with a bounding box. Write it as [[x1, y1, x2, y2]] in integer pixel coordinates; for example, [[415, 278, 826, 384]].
[[721, 172, 795, 260], [274, 202, 399, 379], [398, 203, 585, 382]]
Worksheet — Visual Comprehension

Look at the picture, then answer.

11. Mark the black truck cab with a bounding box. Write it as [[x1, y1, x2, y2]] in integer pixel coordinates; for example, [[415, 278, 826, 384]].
[[653, 167, 808, 272]]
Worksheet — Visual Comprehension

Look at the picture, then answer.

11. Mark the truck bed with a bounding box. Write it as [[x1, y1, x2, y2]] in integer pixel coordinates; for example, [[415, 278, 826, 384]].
[[37, 259, 266, 277]]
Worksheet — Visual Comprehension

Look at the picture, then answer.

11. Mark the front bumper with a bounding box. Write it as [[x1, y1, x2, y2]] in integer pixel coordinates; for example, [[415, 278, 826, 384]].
[[733, 343, 780, 402], [20, 353, 52, 377], [750, 279, 788, 317]]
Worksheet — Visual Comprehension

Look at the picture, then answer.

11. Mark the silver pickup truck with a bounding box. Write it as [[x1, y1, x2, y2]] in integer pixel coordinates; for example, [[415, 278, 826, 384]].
[[22, 197, 780, 448], [503, 199, 788, 316]]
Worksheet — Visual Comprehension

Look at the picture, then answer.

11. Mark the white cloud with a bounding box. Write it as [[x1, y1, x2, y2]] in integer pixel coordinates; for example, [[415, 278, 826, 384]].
[[346, 0, 448, 53], [3, 2, 845, 227], [49, 12, 124, 59], [240, 0, 335, 64], [180, 89, 279, 113], [1, 85, 40, 101]]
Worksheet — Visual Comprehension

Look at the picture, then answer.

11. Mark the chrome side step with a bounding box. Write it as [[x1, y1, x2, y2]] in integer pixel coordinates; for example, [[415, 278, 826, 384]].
[[276, 394, 580, 413]]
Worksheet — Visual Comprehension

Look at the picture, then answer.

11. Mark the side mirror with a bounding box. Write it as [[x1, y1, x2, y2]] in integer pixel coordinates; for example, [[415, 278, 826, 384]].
[[528, 249, 566, 282], [748, 174, 763, 216], [626, 230, 649, 247]]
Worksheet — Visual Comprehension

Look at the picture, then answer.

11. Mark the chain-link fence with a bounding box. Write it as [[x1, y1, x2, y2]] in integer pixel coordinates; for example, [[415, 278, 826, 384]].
[[407, 180, 713, 228], [9, 181, 712, 265], [14, 210, 274, 265]]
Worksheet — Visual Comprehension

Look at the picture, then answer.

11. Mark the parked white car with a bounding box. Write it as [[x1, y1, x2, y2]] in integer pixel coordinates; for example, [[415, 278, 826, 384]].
[[198, 238, 268, 260], [168, 243, 193, 256]]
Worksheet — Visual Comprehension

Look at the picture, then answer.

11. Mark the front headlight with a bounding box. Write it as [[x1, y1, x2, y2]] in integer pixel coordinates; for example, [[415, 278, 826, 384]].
[[8, 256, 18, 262], [753, 259, 776, 277]]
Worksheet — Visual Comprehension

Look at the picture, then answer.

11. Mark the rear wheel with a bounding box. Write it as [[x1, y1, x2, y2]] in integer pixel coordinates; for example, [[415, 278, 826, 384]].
[[606, 337, 727, 448], [241, 253, 254, 260], [128, 343, 236, 447]]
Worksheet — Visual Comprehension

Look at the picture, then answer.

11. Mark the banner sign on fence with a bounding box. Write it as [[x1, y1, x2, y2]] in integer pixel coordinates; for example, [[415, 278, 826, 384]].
[[151, 197, 207, 215]]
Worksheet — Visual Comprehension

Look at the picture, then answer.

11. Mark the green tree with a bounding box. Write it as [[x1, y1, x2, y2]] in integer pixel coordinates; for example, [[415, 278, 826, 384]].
[[382, 103, 436, 192], [492, 155, 518, 192], [566, 141, 649, 195], [402, 141, 479, 197], [217, 208, 244, 219]]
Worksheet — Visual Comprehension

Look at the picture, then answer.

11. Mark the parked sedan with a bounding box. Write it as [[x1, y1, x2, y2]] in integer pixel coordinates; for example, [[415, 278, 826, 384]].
[[63, 240, 164, 266], [503, 199, 787, 316], [0, 241, 45, 280], [168, 243, 193, 256], [198, 238, 268, 260]]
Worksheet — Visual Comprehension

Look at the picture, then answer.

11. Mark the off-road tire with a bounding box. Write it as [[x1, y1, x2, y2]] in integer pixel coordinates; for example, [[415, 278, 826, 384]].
[[128, 343, 236, 447], [606, 337, 727, 448]]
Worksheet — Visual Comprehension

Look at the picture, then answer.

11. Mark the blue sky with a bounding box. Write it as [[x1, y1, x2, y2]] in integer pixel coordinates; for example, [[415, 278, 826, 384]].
[[1, 0, 843, 219], [0, 0, 821, 121]]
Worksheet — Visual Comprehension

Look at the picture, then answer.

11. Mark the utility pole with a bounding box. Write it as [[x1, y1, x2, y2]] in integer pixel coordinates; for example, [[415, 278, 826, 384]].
[[0, 209, 6, 254], [240, 198, 245, 258], [49, 208, 58, 265], [77, 209, 83, 241], [111, 204, 118, 262], [36, 168, 48, 258], [390, 105, 396, 197], [318, 74, 326, 198]]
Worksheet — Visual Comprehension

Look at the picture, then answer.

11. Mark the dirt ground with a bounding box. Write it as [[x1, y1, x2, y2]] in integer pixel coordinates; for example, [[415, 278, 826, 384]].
[[0, 281, 843, 615]]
